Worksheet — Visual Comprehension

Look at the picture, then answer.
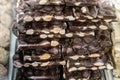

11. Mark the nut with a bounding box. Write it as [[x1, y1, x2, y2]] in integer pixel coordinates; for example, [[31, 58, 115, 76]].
[[23, 16, 33, 22], [69, 55, 79, 60], [41, 30, 50, 34], [68, 67, 77, 72], [39, 41, 50, 46], [74, 62, 80, 66], [89, 32, 95, 36], [52, 1, 61, 4], [98, 66, 106, 69], [75, 2, 81, 6], [41, 62, 50, 66], [104, 19, 112, 22], [51, 40, 59, 46], [94, 61, 104, 66], [79, 20, 86, 22], [79, 55, 85, 58], [78, 67, 86, 70], [76, 32, 85, 37], [24, 63, 30, 67], [65, 16, 75, 21], [26, 29, 34, 35], [91, 19, 99, 22], [59, 61, 66, 65], [85, 15, 93, 19], [91, 67, 98, 70], [42, 15, 53, 21], [81, 7, 87, 13], [65, 33, 73, 37], [48, 34, 54, 38], [69, 78, 76, 80], [89, 54, 100, 58], [40, 34, 47, 39], [54, 16, 64, 20], [106, 64, 113, 70], [24, 56, 31, 61], [51, 27, 61, 34], [99, 25, 108, 30], [89, 26, 97, 29], [59, 29, 65, 35], [39, 0, 48, 4], [31, 62, 39, 67], [34, 16, 41, 21], [39, 53, 51, 60], [13, 61, 22, 68]]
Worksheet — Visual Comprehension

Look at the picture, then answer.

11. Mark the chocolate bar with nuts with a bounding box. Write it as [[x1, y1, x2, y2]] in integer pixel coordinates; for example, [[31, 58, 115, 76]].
[[15, 65, 61, 80], [62, 29, 113, 58], [17, 5, 65, 22], [66, 55, 113, 71], [14, 46, 63, 62], [65, 0, 97, 6], [17, 0, 65, 6], [97, 0, 116, 22], [68, 21, 111, 31], [64, 69, 101, 80], [73, 6, 98, 21]]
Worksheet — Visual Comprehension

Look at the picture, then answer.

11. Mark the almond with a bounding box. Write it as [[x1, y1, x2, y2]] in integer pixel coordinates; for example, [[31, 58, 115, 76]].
[[39, 53, 51, 60]]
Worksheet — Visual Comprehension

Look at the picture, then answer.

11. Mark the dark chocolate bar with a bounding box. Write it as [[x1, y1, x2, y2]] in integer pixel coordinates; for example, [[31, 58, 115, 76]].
[[97, 0, 116, 22], [65, 0, 97, 6], [64, 69, 101, 80], [15, 65, 61, 80], [65, 55, 113, 71], [14, 46, 63, 62], [62, 29, 112, 58]]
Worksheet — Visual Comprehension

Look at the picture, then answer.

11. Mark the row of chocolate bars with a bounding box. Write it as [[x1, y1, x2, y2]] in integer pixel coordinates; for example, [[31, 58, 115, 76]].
[[12, 0, 116, 80]]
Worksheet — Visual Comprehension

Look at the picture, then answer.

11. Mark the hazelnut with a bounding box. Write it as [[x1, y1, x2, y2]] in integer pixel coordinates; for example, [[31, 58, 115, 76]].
[[99, 25, 108, 30], [81, 7, 87, 13], [41, 62, 50, 66], [51, 40, 59, 46], [42, 15, 53, 21], [40, 34, 47, 39], [39, 53, 51, 60], [26, 29, 34, 35], [34, 16, 41, 21], [39, 0, 48, 5], [23, 16, 33, 22], [68, 67, 77, 72], [65, 33, 73, 37]]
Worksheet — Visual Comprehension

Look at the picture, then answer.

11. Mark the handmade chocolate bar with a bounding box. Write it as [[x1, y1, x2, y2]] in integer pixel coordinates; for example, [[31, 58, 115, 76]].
[[14, 46, 63, 62], [15, 65, 61, 80], [17, 5, 65, 22], [73, 6, 98, 21], [64, 69, 101, 80], [66, 55, 113, 71], [62, 29, 112, 58], [17, 0, 65, 6], [97, 0, 116, 22], [65, 0, 97, 6]]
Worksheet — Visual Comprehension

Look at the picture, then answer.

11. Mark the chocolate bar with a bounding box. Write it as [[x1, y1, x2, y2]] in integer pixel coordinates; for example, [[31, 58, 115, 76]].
[[17, 5, 68, 22], [15, 65, 61, 80], [62, 29, 112, 58], [17, 0, 65, 6], [65, 0, 97, 6], [68, 21, 111, 31], [97, 0, 116, 22], [14, 45, 63, 62], [64, 69, 101, 80], [73, 6, 98, 21], [66, 55, 113, 71]]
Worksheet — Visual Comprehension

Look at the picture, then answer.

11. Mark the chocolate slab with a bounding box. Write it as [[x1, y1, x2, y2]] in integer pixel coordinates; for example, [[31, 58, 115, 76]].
[[65, 0, 97, 6], [17, 0, 65, 6], [64, 69, 101, 80], [15, 65, 61, 80], [97, 0, 116, 21], [65, 55, 113, 71], [62, 29, 112, 58], [14, 46, 63, 62]]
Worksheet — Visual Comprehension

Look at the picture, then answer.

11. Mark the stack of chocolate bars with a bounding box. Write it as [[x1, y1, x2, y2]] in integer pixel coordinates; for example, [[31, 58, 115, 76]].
[[13, 0, 116, 80]]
